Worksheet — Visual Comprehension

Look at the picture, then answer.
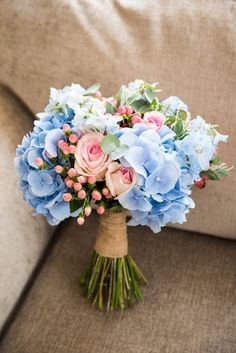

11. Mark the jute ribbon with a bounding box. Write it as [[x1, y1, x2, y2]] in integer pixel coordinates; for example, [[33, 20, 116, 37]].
[[94, 211, 128, 258]]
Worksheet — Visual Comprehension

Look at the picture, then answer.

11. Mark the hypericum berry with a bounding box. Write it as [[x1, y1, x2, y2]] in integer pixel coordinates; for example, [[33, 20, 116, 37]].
[[66, 179, 74, 188], [63, 124, 71, 132], [87, 175, 96, 184], [55, 165, 64, 174], [77, 217, 85, 225], [118, 106, 126, 115], [78, 189, 86, 199], [77, 175, 87, 184], [57, 140, 66, 149], [62, 144, 70, 155], [68, 145, 76, 154], [195, 176, 207, 189], [84, 206, 92, 217], [132, 114, 142, 124], [74, 182, 82, 191], [125, 105, 133, 115], [94, 91, 102, 98], [68, 168, 77, 177], [35, 157, 43, 167], [102, 188, 109, 196], [92, 190, 102, 201], [69, 134, 78, 144], [63, 193, 72, 202], [97, 206, 105, 215]]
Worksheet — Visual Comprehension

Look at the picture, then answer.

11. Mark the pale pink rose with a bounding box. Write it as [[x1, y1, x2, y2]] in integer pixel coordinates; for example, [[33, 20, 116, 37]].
[[144, 111, 165, 130], [105, 162, 137, 197], [74, 132, 111, 181]]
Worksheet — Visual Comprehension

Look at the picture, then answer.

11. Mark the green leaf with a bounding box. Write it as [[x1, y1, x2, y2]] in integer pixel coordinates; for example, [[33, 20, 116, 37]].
[[70, 199, 83, 213], [110, 144, 129, 160], [177, 110, 187, 120], [175, 119, 183, 136], [166, 115, 176, 125], [105, 102, 117, 114], [200, 170, 220, 180], [126, 92, 143, 105], [132, 99, 150, 113], [101, 135, 120, 154], [211, 156, 221, 165], [117, 85, 128, 105], [217, 168, 228, 176], [144, 89, 155, 103], [84, 83, 100, 96]]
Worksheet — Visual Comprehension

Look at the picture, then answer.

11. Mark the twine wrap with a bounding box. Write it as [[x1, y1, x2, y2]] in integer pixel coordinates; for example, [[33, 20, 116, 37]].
[[94, 211, 128, 258]]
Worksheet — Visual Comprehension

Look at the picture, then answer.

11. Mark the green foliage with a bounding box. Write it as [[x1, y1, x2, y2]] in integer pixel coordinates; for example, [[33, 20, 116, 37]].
[[70, 199, 84, 213], [101, 135, 129, 160], [131, 99, 150, 113], [105, 102, 117, 114], [200, 170, 220, 180], [144, 89, 155, 103], [116, 85, 129, 106]]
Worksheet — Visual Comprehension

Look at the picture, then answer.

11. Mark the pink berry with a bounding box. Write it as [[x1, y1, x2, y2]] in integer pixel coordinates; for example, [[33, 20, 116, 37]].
[[118, 106, 126, 115], [68, 168, 77, 177], [102, 188, 109, 196], [55, 165, 64, 174], [35, 157, 43, 167], [94, 91, 102, 98], [77, 217, 85, 225], [63, 124, 71, 131], [84, 206, 92, 217], [97, 206, 105, 215], [77, 176, 87, 184], [69, 134, 78, 144], [92, 190, 102, 201], [58, 140, 66, 149], [66, 179, 74, 188], [88, 176, 96, 184], [125, 106, 133, 115], [68, 145, 76, 154], [132, 115, 142, 124], [63, 193, 72, 202], [62, 145, 70, 155], [78, 190, 86, 199], [74, 182, 82, 191]]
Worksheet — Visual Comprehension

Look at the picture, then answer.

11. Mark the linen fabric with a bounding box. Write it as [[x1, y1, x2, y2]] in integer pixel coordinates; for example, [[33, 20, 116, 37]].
[[0, 86, 54, 330], [1, 215, 235, 353]]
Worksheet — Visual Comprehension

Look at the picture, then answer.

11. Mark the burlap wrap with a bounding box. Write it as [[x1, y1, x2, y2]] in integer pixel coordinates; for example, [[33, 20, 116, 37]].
[[94, 211, 128, 258]]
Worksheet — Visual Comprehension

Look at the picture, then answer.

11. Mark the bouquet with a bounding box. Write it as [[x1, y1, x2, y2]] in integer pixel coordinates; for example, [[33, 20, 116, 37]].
[[15, 80, 230, 311]]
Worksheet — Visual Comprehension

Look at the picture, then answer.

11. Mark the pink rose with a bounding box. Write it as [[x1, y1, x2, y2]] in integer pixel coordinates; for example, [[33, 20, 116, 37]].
[[105, 162, 137, 197], [74, 132, 111, 181], [144, 111, 165, 130]]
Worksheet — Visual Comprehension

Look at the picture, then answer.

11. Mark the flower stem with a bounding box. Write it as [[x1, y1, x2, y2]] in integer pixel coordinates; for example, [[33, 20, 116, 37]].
[[80, 251, 147, 311]]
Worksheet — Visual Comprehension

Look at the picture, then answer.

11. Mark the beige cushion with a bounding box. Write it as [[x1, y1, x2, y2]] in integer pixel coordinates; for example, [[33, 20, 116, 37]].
[[1, 215, 236, 352], [0, 0, 235, 238], [0, 86, 54, 330]]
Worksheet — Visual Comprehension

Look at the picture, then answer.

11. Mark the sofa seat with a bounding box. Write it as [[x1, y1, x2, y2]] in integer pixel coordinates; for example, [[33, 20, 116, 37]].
[[1, 214, 235, 353]]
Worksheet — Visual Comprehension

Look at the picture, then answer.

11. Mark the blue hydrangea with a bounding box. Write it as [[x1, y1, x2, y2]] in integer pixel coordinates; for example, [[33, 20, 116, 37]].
[[162, 96, 188, 115], [115, 124, 195, 233], [15, 131, 70, 226]]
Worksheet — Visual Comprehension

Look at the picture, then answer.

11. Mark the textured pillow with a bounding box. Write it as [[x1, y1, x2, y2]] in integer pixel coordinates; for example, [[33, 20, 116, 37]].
[[0, 86, 54, 330], [0, 0, 235, 238]]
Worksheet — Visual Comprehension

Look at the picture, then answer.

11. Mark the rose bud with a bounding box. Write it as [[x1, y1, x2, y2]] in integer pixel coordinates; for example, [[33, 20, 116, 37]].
[[105, 162, 136, 197]]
